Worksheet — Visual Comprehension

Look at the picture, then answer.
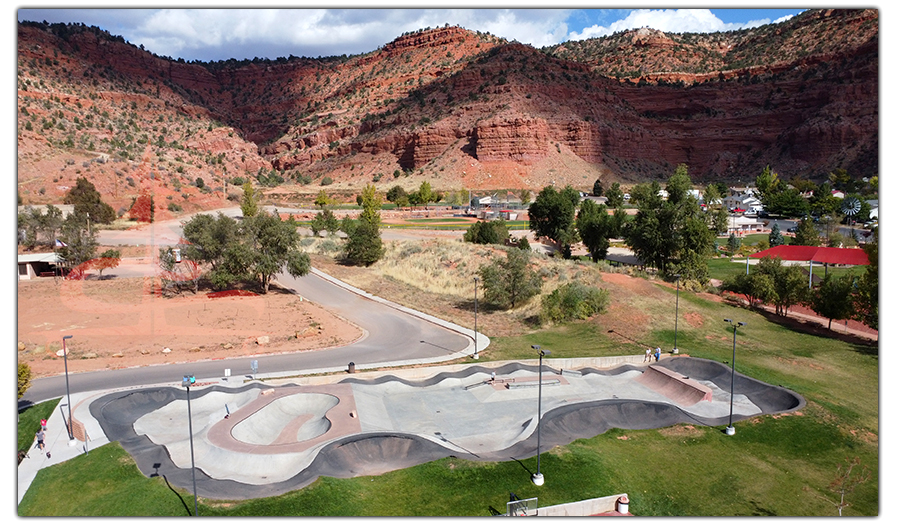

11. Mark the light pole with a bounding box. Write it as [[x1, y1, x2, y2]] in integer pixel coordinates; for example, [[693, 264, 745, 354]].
[[62, 335, 76, 446], [473, 277, 479, 360], [531, 344, 550, 486], [723, 319, 746, 436], [182, 374, 198, 516], [672, 274, 681, 354]]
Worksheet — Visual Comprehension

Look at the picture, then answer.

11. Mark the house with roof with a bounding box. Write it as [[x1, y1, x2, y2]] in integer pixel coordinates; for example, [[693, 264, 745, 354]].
[[866, 200, 878, 219], [18, 252, 64, 280], [723, 190, 763, 214]]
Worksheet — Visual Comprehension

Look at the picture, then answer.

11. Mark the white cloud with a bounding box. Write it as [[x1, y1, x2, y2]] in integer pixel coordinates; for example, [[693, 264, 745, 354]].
[[567, 8, 784, 41], [17, 7, 800, 61]]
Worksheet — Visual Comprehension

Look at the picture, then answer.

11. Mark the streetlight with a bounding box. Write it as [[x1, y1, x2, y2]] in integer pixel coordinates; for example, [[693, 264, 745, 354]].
[[62, 335, 76, 446], [530, 344, 550, 486], [182, 374, 198, 516], [473, 277, 479, 360], [723, 319, 746, 436], [672, 274, 681, 354]]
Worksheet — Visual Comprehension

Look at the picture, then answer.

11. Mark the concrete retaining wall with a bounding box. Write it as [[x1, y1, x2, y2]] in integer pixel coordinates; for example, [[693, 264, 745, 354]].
[[535, 493, 629, 516]]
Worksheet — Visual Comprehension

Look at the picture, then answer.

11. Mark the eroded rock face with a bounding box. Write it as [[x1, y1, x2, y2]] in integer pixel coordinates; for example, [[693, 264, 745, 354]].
[[16, 9, 878, 195]]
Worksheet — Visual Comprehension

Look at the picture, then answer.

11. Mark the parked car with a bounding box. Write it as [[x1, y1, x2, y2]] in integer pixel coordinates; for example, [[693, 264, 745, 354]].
[[787, 226, 798, 233]]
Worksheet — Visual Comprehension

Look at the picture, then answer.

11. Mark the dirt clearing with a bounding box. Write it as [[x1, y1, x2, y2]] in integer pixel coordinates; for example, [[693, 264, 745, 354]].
[[17, 277, 362, 379]]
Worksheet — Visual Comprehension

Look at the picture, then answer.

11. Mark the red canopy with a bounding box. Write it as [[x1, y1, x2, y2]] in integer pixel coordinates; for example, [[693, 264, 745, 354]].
[[750, 245, 869, 266]]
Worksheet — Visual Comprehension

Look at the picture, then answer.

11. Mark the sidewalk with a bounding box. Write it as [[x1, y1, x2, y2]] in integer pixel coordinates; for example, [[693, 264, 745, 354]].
[[18, 390, 112, 505]]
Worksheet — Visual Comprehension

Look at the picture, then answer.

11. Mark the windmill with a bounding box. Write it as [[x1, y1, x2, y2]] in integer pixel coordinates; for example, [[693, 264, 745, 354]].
[[840, 196, 861, 224]]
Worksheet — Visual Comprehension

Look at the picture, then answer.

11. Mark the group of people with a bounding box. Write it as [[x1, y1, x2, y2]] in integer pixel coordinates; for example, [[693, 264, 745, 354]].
[[644, 347, 662, 363]]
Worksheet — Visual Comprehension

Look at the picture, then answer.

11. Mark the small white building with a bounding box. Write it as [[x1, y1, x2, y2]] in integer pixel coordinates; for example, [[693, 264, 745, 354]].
[[18, 253, 64, 280]]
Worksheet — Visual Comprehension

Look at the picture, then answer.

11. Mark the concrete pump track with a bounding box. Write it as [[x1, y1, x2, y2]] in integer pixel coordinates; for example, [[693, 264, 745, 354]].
[[89, 356, 805, 501]]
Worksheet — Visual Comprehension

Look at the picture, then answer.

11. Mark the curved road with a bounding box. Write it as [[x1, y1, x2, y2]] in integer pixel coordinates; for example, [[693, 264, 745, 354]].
[[20, 209, 474, 404]]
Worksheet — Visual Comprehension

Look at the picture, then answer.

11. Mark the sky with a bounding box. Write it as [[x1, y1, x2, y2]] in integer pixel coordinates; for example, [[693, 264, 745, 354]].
[[16, 3, 812, 63]]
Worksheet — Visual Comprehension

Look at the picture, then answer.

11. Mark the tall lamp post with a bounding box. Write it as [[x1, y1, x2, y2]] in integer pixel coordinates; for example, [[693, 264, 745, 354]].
[[672, 274, 681, 354], [473, 277, 479, 360], [530, 344, 550, 486], [62, 335, 76, 446], [723, 319, 746, 436], [182, 374, 198, 516]]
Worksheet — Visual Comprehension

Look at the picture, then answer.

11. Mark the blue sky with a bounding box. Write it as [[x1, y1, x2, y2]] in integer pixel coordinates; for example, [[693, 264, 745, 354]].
[[17, 5, 808, 62]]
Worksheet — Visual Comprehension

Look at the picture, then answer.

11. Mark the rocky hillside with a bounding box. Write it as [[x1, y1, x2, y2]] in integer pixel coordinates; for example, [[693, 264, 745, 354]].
[[16, 9, 877, 215]]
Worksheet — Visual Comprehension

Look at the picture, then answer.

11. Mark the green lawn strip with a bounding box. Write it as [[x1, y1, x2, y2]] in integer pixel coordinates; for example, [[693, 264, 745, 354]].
[[18, 442, 196, 516], [708, 256, 866, 283], [18, 399, 60, 453]]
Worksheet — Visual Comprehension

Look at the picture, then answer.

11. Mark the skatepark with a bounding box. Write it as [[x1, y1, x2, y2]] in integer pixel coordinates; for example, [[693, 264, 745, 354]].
[[21, 354, 805, 502]]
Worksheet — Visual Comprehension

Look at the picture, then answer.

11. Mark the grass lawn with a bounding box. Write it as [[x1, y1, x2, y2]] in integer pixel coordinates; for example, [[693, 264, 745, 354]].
[[18, 398, 60, 454]]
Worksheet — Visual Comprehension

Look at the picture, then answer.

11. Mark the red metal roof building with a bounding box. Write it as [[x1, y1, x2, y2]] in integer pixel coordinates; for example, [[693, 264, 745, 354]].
[[750, 245, 870, 266]]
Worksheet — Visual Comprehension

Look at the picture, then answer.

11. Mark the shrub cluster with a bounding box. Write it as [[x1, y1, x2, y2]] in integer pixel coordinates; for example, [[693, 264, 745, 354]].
[[541, 281, 609, 323]]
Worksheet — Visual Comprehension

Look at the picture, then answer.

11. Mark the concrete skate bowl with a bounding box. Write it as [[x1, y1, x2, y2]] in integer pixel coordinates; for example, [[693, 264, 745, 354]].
[[492, 357, 806, 457], [656, 357, 806, 414], [231, 393, 339, 445]]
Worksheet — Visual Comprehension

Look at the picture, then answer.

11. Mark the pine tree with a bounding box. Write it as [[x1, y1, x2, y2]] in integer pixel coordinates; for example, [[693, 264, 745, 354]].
[[769, 222, 785, 246]]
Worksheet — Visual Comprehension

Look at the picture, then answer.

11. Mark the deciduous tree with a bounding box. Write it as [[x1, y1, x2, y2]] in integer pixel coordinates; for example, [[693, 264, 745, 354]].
[[242, 211, 311, 293], [343, 184, 384, 266], [854, 230, 877, 329], [577, 199, 611, 262], [240, 181, 260, 217], [791, 217, 821, 246], [806, 273, 856, 330], [528, 185, 578, 253], [479, 249, 542, 309], [756, 256, 809, 316]]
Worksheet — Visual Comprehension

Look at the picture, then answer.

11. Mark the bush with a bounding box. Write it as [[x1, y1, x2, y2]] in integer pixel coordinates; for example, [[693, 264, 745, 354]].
[[167, 202, 183, 213], [18, 362, 32, 399], [541, 281, 610, 323], [464, 220, 509, 245], [321, 176, 334, 186], [517, 236, 531, 251]]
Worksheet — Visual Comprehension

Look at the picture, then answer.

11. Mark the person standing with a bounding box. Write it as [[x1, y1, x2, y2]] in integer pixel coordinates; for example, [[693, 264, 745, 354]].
[[40, 418, 47, 431], [654, 347, 661, 362], [645, 348, 652, 363]]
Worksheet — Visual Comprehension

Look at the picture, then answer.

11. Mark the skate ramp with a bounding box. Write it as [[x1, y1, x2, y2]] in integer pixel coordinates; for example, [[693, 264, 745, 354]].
[[657, 357, 805, 414], [636, 364, 713, 407]]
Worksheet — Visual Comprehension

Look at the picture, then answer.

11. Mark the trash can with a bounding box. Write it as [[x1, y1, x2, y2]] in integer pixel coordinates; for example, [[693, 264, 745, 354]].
[[348, 362, 355, 374], [616, 496, 629, 514]]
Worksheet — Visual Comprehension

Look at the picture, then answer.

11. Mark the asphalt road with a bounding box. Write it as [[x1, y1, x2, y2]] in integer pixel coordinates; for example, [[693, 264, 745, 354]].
[[20, 210, 472, 405]]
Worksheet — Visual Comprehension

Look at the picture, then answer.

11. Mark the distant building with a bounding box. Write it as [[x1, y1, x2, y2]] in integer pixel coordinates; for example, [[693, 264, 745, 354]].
[[722, 191, 762, 214], [18, 253, 63, 280]]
